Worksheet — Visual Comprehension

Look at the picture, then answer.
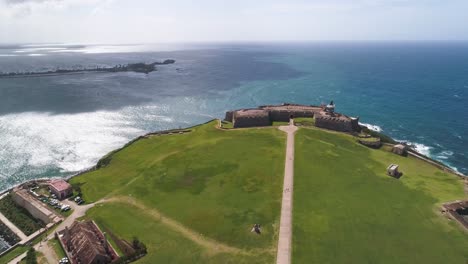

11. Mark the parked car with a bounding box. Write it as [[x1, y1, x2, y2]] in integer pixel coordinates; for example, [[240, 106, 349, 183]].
[[61, 204, 71, 211], [74, 196, 84, 205]]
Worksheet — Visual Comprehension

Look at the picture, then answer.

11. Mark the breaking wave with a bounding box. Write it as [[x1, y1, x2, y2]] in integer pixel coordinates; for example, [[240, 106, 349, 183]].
[[395, 139, 433, 157], [359, 122, 382, 132]]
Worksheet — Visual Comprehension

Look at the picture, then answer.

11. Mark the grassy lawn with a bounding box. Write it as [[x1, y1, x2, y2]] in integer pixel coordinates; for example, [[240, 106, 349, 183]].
[[293, 117, 315, 126], [220, 121, 234, 129], [272, 121, 289, 126], [293, 127, 468, 263], [356, 136, 380, 142], [71, 121, 285, 262], [48, 238, 66, 259], [0, 246, 28, 264], [86, 203, 273, 264]]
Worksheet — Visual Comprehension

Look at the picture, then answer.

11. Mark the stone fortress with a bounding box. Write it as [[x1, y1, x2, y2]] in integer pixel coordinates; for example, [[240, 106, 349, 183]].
[[225, 102, 361, 132]]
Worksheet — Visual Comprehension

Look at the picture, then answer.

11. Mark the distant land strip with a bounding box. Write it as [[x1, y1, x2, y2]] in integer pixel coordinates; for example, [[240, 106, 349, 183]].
[[0, 59, 175, 78]]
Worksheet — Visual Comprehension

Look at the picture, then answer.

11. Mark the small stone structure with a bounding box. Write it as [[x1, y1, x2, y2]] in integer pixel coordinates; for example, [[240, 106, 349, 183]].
[[11, 187, 61, 224], [392, 144, 407, 156], [48, 179, 72, 200], [225, 102, 361, 132], [57, 220, 119, 264], [358, 138, 382, 148], [443, 200, 468, 229], [387, 164, 401, 178]]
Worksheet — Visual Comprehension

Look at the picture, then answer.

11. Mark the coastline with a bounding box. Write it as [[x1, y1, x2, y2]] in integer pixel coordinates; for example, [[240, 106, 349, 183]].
[[0, 60, 176, 79], [0, 119, 465, 196]]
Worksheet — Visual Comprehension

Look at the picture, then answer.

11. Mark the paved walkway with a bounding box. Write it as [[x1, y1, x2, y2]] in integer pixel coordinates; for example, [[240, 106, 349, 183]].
[[276, 120, 298, 264], [0, 212, 28, 242]]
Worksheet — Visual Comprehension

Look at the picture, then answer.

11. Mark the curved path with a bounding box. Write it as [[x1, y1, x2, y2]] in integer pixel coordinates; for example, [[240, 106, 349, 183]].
[[105, 196, 266, 256], [276, 120, 297, 264]]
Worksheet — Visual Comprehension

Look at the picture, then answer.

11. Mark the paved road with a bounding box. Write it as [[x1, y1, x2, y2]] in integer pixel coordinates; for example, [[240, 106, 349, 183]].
[[276, 120, 298, 264]]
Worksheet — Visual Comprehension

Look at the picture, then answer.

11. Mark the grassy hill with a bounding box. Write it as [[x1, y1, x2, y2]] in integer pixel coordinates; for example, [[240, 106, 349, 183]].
[[70, 121, 468, 263], [294, 128, 468, 263], [71, 121, 286, 263]]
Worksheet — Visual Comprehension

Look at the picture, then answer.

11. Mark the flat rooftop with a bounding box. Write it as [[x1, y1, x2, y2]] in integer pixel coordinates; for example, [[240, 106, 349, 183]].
[[260, 104, 322, 111], [13, 188, 56, 221], [315, 111, 352, 121], [49, 179, 71, 192], [235, 109, 269, 117]]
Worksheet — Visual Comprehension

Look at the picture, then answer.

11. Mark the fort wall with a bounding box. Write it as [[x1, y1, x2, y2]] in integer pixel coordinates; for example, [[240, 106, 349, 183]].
[[11, 188, 58, 224], [224, 111, 234, 122], [226, 103, 360, 132], [315, 116, 354, 132], [351, 118, 360, 132], [233, 110, 271, 128], [267, 109, 316, 122]]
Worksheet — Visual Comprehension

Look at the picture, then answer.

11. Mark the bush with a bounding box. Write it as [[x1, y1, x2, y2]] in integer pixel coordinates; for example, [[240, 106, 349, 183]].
[[25, 247, 37, 264], [113, 237, 147, 264]]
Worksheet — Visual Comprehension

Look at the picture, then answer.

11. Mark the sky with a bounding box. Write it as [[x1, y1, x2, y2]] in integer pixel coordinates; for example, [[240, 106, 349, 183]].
[[1, 0, 468, 44]]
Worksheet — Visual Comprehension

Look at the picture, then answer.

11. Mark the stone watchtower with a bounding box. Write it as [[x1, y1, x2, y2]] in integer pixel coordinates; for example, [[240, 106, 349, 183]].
[[325, 101, 335, 114]]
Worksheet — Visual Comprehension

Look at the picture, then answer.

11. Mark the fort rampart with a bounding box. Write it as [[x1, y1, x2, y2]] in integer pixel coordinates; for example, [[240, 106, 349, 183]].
[[225, 103, 360, 133], [11, 187, 59, 224]]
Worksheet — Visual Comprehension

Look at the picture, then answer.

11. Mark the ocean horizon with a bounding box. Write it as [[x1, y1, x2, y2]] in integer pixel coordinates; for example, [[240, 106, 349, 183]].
[[0, 42, 466, 191]]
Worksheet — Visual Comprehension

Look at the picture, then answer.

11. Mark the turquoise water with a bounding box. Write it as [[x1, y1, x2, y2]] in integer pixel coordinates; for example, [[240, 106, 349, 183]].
[[0, 42, 466, 190]]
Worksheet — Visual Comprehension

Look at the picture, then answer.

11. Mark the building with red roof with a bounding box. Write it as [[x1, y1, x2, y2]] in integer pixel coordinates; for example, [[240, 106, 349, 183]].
[[48, 179, 72, 200]]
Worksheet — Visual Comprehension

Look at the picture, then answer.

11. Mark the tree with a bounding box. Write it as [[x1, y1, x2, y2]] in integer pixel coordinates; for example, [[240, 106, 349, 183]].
[[25, 247, 38, 264], [132, 237, 147, 254]]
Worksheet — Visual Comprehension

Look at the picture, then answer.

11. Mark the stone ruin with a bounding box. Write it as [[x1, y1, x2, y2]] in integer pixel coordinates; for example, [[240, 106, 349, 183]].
[[392, 144, 408, 156], [387, 164, 402, 178], [224, 103, 361, 133], [443, 200, 468, 229]]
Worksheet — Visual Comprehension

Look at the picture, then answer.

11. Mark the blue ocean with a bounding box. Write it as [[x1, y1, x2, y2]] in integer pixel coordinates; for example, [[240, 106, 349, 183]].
[[0, 42, 466, 191]]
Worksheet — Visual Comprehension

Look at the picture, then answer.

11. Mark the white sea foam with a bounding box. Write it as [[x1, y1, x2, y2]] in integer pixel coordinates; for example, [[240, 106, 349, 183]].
[[0, 102, 190, 187], [359, 122, 382, 132], [435, 150, 454, 160], [0, 110, 144, 178], [413, 143, 432, 156], [396, 140, 433, 157]]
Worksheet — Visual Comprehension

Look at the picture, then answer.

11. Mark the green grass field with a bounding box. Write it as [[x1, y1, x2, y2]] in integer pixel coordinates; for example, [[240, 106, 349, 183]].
[[48, 238, 66, 259], [70, 120, 468, 263], [0, 246, 28, 264], [71, 121, 285, 263], [293, 127, 468, 263], [293, 117, 315, 126]]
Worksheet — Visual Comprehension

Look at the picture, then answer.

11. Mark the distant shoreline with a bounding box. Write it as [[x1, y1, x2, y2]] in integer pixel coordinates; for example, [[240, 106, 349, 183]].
[[0, 60, 175, 79]]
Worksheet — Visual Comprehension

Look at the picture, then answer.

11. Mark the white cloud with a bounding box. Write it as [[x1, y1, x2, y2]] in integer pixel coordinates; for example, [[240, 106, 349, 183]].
[[0, 0, 467, 43]]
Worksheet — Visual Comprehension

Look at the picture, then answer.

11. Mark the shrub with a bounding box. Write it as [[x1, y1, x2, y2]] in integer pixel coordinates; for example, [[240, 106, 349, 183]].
[[25, 247, 37, 264]]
